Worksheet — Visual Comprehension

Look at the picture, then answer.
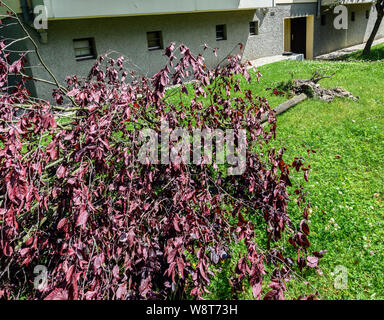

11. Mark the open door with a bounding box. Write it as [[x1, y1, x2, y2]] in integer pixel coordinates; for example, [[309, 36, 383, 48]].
[[291, 17, 307, 58]]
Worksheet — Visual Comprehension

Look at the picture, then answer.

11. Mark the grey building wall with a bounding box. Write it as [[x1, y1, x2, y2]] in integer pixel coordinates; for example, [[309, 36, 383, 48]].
[[315, 3, 384, 56], [244, 3, 384, 59], [243, 7, 284, 60], [243, 3, 318, 60], [27, 10, 260, 101]]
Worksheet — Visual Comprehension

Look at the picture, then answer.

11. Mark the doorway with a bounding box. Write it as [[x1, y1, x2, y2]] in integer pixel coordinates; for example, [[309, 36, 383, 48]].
[[291, 17, 307, 57], [284, 16, 314, 59]]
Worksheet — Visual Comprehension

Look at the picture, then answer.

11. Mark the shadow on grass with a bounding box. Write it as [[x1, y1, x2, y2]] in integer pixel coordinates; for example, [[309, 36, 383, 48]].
[[341, 43, 384, 61]]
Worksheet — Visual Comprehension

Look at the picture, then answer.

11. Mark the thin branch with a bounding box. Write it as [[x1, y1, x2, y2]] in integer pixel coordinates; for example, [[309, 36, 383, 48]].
[[0, 2, 62, 91]]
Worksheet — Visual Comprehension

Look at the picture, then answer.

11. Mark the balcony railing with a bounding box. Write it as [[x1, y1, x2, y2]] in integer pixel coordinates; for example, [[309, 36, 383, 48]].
[[321, 0, 374, 5]]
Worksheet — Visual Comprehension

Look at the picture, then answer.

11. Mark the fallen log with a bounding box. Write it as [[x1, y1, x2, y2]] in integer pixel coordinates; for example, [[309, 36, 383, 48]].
[[261, 93, 308, 124]]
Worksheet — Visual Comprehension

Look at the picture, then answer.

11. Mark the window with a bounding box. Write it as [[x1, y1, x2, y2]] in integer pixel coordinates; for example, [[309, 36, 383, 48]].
[[321, 14, 326, 26], [216, 24, 227, 41], [366, 10, 370, 19], [249, 21, 259, 36], [351, 12, 355, 22], [73, 38, 96, 61], [147, 31, 163, 51]]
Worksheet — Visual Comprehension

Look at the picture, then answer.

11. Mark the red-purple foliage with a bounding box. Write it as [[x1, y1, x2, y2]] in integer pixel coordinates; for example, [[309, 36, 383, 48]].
[[0, 35, 320, 300]]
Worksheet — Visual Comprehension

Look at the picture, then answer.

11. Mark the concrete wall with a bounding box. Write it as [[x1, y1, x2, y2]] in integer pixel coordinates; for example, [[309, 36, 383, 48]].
[[315, 3, 384, 56], [243, 7, 286, 59], [26, 5, 320, 100], [243, 3, 318, 60], [28, 10, 265, 101], [244, 2, 384, 59]]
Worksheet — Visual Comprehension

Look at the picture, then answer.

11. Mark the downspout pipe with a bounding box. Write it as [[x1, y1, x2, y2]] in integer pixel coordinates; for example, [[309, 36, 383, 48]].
[[316, 0, 321, 17], [20, 0, 32, 23]]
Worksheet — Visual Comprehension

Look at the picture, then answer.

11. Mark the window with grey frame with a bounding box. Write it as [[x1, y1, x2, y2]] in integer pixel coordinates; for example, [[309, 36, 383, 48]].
[[73, 38, 96, 61], [216, 24, 227, 41], [147, 31, 163, 51], [249, 21, 259, 36]]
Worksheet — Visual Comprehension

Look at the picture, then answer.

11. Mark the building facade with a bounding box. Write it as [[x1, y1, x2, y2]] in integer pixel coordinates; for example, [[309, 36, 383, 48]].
[[1, 0, 384, 101]]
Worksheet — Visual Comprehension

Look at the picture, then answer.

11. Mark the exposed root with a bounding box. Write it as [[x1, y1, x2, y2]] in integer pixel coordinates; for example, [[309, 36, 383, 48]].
[[277, 72, 359, 102]]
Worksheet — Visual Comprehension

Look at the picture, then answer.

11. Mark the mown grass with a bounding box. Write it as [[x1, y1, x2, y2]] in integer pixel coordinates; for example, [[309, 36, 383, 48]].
[[206, 50, 384, 300], [341, 41, 384, 61]]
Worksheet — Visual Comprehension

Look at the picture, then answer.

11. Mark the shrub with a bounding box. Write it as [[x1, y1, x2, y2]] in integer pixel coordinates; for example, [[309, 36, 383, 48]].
[[0, 30, 321, 299]]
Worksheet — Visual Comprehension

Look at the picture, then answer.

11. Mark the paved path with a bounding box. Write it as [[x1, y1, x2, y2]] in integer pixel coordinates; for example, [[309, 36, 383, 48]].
[[248, 53, 304, 68], [314, 37, 384, 60]]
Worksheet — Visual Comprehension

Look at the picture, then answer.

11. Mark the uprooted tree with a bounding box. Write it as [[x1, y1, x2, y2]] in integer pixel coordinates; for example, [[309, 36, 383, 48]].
[[0, 2, 323, 300], [272, 71, 359, 102]]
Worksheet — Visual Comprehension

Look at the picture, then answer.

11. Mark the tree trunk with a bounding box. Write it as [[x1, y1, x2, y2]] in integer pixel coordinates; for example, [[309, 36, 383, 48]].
[[363, 6, 384, 55]]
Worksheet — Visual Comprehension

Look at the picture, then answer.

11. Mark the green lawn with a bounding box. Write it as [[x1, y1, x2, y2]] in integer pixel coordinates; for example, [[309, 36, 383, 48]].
[[206, 51, 384, 300], [341, 41, 384, 61]]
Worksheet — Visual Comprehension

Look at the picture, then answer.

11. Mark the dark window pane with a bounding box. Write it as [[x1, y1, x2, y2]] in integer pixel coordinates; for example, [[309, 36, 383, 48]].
[[216, 25, 227, 41], [147, 31, 163, 50], [249, 21, 258, 35], [73, 38, 96, 61]]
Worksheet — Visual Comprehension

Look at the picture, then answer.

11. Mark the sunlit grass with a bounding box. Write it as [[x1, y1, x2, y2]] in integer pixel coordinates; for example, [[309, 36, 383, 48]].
[[341, 41, 384, 61], [206, 52, 384, 300]]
